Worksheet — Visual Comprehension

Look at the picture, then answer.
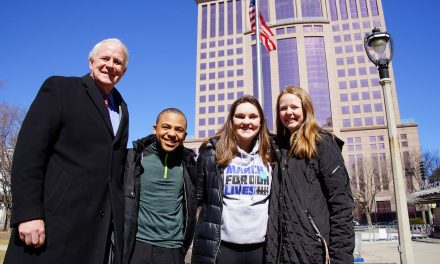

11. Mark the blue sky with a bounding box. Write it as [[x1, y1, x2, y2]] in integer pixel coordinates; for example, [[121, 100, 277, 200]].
[[1, 0, 439, 152]]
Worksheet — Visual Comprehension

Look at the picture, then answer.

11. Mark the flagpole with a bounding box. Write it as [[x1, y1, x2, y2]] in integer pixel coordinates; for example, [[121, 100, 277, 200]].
[[255, 0, 263, 105]]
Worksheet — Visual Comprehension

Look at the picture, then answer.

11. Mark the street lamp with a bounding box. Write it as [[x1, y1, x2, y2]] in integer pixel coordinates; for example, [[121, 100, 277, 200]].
[[364, 28, 414, 264]]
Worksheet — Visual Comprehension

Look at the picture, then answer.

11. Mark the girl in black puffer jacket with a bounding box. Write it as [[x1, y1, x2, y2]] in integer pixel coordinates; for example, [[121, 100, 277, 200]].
[[192, 95, 274, 264]]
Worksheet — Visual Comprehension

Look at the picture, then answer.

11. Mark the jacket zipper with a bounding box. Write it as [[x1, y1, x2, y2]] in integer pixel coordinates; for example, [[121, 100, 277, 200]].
[[213, 165, 224, 262]]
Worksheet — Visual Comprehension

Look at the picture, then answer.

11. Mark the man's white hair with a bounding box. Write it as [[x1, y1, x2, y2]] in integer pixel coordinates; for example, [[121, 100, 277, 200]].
[[89, 38, 129, 67]]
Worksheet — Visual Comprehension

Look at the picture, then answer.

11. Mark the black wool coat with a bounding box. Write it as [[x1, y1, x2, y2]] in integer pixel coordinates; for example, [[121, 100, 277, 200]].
[[5, 74, 129, 264]]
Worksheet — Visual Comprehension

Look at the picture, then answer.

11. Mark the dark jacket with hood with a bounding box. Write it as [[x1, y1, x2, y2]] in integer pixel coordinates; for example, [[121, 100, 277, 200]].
[[266, 132, 355, 264], [122, 135, 197, 264]]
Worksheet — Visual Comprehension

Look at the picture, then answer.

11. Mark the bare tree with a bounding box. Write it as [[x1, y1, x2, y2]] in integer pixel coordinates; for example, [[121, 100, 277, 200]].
[[0, 102, 25, 230], [351, 155, 393, 226], [422, 150, 440, 182]]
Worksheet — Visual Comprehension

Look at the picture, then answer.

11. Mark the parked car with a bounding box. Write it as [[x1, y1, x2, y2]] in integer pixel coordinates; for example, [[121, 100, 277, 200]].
[[353, 220, 361, 226]]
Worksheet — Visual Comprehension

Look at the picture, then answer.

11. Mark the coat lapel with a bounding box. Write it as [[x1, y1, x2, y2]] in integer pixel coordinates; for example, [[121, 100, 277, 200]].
[[82, 74, 114, 136]]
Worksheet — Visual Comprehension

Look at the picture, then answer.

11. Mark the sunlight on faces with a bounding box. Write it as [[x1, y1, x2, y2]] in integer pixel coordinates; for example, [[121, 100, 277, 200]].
[[232, 102, 261, 151], [89, 41, 127, 94], [153, 112, 187, 153], [278, 93, 304, 133]]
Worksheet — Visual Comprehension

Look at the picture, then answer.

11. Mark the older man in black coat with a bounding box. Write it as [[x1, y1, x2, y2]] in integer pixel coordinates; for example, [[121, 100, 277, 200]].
[[4, 38, 129, 264]]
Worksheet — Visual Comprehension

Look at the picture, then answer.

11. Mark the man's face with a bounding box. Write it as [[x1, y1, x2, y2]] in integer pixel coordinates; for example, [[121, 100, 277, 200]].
[[153, 112, 187, 153], [89, 41, 127, 94]]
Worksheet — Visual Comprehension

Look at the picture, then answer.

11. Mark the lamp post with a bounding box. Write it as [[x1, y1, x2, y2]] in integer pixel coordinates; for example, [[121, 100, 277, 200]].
[[364, 28, 414, 264]]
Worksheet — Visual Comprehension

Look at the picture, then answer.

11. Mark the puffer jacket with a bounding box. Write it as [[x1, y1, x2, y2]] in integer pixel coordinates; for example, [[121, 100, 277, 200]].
[[191, 138, 224, 263], [122, 135, 197, 264], [266, 132, 355, 264]]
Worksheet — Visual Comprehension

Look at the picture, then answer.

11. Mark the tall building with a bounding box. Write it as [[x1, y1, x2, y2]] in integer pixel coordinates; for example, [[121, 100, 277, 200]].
[[191, 0, 421, 221]]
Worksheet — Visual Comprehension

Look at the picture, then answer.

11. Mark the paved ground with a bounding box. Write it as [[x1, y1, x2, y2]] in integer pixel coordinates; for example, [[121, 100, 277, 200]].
[[360, 238, 439, 263]]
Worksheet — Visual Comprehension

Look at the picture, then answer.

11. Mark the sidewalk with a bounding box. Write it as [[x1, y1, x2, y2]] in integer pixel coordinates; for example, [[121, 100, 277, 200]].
[[360, 238, 439, 263]]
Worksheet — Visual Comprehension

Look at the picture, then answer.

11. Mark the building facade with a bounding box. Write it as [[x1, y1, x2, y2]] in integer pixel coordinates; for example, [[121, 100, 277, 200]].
[[190, 0, 421, 221]]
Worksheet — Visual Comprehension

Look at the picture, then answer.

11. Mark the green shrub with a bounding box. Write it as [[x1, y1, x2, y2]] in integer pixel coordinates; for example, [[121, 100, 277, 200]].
[[409, 217, 424, 225]]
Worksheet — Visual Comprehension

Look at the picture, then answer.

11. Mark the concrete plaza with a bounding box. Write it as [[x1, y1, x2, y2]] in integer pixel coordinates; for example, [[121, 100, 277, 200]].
[[360, 238, 439, 263]]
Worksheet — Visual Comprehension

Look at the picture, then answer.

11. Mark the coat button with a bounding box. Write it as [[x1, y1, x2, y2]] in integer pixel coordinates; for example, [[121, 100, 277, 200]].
[[99, 210, 105, 217], [130, 192, 135, 196], [108, 177, 112, 183]]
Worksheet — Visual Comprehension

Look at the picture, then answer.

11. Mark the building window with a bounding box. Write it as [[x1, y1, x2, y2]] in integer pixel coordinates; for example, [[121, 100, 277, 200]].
[[339, 0, 348, 19], [342, 106, 350, 114], [301, 0, 322, 17], [376, 201, 391, 213], [236, 0, 242, 33], [227, 0, 233, 35], [276, 0, 295, 21], [329, 0, 338, 20], [363, 104, 372, 112], [208, 106, 215, 113], [199, 119, 205, 126], [210, 3, 216, 38], [199, 107, 206, 114], [278, 38, 300, 91], [352, 105, 360, 113]]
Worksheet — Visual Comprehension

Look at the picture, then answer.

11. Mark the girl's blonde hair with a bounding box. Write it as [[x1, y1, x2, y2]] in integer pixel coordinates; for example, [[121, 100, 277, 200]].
[[275, 86, 321, 159]]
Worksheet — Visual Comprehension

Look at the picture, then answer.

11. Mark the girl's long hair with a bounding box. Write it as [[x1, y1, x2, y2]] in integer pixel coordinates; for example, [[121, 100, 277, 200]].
[[201, 95, 272, 166], [275, 86, 321, 159]]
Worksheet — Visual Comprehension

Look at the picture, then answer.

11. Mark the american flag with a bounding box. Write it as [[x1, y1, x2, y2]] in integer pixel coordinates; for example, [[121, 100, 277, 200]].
[[249, 0, 276, 52]]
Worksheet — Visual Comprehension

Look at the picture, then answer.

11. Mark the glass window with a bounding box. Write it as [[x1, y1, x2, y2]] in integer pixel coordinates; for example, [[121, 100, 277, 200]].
[[349, 0, 358, 18], [344, 34, 351, 42], [400, 134, 407, 140], [209, 62, 216, 68], [335, 46, 343, 54], [365, 117, 373, 126], [343, 119, 351, 127], [236, 0, 242, 33], [208, 95, 215, 102], [199, 130, 205, 138], [227, 92, 234, 100], [329, 0, 338, 20], [348, 68, 356, 76], [336, 58, 344, 65], [301, 0, 322, 17], [199, 107, 206, 114], [361, 79, 369, 88], [373, 90, 382, 99], [218, 40, 225, 46], [337, 69, 345, 77], [209, 83, 215, 90], [237, 80, 244, 87], [339, 81, 347, 89], [210, 3, 216, 38], [363, 104, 372, 112], [227, 0, 233, 35], [287, 26, 296, 33], [359, 67, 367, 75], [278, 38, 300, 90], [362, 92, 370, 100], [342, 106, 350, 114], [352, 105, 361, 113], [227, 70, 234, 77], [227, 59, 234, 66], [351, 93, 359, 100], [209, 72, 215, 79], [201, 5, 208, 39], [339, 0, 348, 19], [200, 74, 206, 81], [276, 0, 295, 21], [237, 69, 243, 76], [345, 45, 353, 53], [218, 105, 225, 112], [200, 63, 206, 70], [218, 82, 225, 89], [334, 35, 341, 43], [346, 57, 355, 64], [218, 116, 225, 124], [376, 116, 385, 125], [218, 93, 225, 101], [370, 0, 379, 16], [199, 119, 205, 126], [359, 0, 369, 17], [237, 58, 243, 65], [200, 84, 206, 91], [340, 93, 348, 102], [227, 81, 234, 89], [374, 103, 383, 112], [218, 71, 225, 79], [349, 80, 358, 88], [219, 2, 225, 36]]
